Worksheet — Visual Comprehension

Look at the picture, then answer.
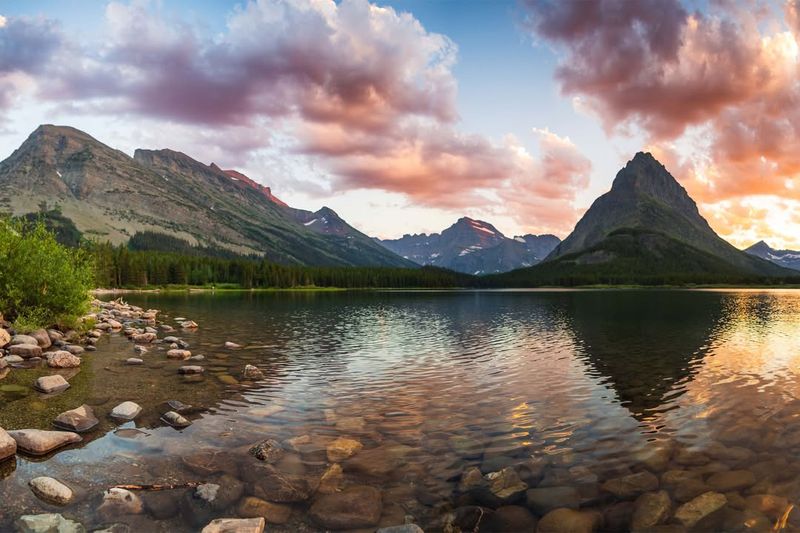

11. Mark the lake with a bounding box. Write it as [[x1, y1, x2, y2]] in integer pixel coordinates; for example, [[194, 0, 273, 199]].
[[1, 289, 800, 531]]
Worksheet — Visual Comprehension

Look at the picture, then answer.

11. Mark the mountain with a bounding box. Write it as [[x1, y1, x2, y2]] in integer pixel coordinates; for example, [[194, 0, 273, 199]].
[[744, 241, 800, 271], [489, 152, 791, 285], [378, 217, 560, 274], [0, 125, 412, 267]]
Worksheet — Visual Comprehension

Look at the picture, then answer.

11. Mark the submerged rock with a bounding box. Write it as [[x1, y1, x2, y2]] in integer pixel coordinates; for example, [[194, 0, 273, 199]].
[[526, 486, 581, 515], [178, 365, 204, 374], [242, 364, 264, 380], [110, 401, 142, 421], [200, 518, 264, 533], [161, 411, 191, 428], [318, 463, 344, 494], [481, 506, 538, 533], [34, 375, 70, 393], [53, 404, 99, 432], [537, 508, 602, 533], [98, 488, 144, 517], [602, 471, 659, 499], [327, 437, 363, 462], [631, 490, 671, 530], [237, 497, 292, 524], [674, 491, 727, 528], [249, 439, 284, 463], [29, 476, 73, 505], [483, 467, 527, 504], [9, 429, 81, 455], [15, 513, 85, 533], [243, 464, 318, 503], [706, 470, 756, 492], [309, 485, 383, 530]]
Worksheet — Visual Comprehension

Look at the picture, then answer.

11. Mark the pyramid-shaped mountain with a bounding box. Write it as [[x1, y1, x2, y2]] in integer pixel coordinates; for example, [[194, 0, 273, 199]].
[[0, 125, 412, 267], [491, 152, 791, 285]]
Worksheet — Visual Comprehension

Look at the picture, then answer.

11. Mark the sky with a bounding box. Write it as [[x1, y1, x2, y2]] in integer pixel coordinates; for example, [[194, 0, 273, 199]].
[[1, 0, 799, 248]]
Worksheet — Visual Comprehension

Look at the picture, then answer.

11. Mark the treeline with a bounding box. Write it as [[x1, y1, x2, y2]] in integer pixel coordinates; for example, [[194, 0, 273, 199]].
[[90, 242, 471, 289]]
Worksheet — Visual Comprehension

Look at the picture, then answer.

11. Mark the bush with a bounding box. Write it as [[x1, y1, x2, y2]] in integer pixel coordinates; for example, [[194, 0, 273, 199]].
[[0, 219, 95, 330]]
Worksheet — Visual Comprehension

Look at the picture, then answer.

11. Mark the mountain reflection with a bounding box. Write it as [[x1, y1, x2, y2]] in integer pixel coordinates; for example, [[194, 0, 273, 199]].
[[561, 290, 730, 420]]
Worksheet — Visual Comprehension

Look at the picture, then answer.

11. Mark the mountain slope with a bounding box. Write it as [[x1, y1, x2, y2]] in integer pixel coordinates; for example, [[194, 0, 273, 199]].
[[744, 241, 800, 271], [488, 152, 791, 285], [0, 125, 412, 267], [378, 217, 560, 274]]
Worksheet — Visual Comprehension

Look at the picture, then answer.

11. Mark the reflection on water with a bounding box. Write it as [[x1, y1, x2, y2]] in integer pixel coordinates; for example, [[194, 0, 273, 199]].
[[1, 290, 800, 531]]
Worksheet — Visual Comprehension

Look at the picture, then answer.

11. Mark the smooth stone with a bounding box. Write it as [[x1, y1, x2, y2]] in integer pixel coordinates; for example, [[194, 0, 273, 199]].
[[201, 518, 264, 533], [674, 491, 727, 528], [53, 404, 99, 432], [10, 344, 42, 358], [236, 496, 292, 524], [29, 476, 73, 505], [327, 436, 363, 462], [481, 505, 538, 532], [345, 443, 413, 477], [744, 494, 789, 520], [674, 478, 711, 503], [110, 401, 142, 420], [64, 345, 84, 355], [180, 320, 198, 329], [631, 490, 671, 531], [161, 410, 191, 428], [706, 470, 756, 492], [10, 334, 38, 346], [30, 329, 52, 348], [537, 508, 602, 533], [242, 364, 264, 380], [217, 374, 239, 385], [167, 349, 191, 359], [526, 486, 580, 515], [163, 336, 179, 343], [242, 464, 317, 503], [0, 427, 16, 460], [98, 488, 144, 517], [602, 471, 659, 499], [125, 358, 143, 365], [249, 439, 284, 463], [189, 355, 205, 361], [224, 342, 242, 349], [178, 365, 204, 374], [15, 514, 85, 533], [166, 399, 191, 413], [46, 351, 81, 368], [309, 485, 382, 530], [4, 355, 23, 364], [8, 429, 81, 455]]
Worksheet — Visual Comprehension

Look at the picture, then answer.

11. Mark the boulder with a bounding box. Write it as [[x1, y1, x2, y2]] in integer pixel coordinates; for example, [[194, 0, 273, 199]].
[[29, 476, 73, 505], [309, 485, 382, 530], [631, 490, 671, 531], [327, 437, 363, 462], [10, 344, 42, 358], [8, 429, 81, 455], [161, 410, 191, 428], [110, 401, 142, 421], [53, 405, 99, 432], [30, 329, 52, 349], [602, 471, 659, 499], [200, 518, 264, 533], [0, 427, 16, 461], [46, 351, 81, 368], [537, 508, 602, 533], [674, 491, 727, 528], [526, 486, 581, 515], [15, 514, 85, 533], [10, 334, 37, 346], [236, 497, 292, 524], [34, 375, 70, 394]]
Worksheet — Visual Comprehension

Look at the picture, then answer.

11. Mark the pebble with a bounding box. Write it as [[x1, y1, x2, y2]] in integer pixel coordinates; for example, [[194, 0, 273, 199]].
[[8, 429, 82, 455], [167, 349, 191, 359], [125, 358, 143, 365], [15, 513, 85, 533], [53, 404, 99, 432], [133, 345, 147, 354], [178, 365, 204, 374], [110, 401, 142, 421], [224, 341, 242, 349], [161, 410, 191, 428], [242, 364, 264, 380], [34, 375, 70, 394], [201, 518, 264, 533], [29, 476, 73, 505]]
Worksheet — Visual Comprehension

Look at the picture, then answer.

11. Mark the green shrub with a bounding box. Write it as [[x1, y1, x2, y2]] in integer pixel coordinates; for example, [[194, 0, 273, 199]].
[[0, 219, 95, 331]]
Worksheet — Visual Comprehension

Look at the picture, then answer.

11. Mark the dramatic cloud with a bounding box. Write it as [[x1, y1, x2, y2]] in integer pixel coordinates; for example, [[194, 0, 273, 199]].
[[0, 0, 592, 235], [525, 0, 800, 246]]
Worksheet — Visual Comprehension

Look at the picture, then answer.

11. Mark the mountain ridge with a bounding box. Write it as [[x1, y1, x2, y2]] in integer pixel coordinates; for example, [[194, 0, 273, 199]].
[[744, 241, 800, 271]]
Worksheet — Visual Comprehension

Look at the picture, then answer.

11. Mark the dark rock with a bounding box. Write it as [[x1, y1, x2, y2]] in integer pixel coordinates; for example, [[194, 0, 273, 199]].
[[481, 505, 538, 532], [526, 486, 581, 515], [309, 485, 382, 530]]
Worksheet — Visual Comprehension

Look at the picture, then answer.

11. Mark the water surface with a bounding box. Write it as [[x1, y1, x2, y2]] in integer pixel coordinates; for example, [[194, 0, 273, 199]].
[[1, 289, 800, 531]]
